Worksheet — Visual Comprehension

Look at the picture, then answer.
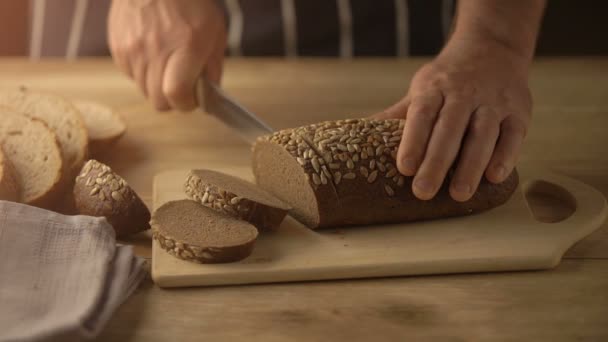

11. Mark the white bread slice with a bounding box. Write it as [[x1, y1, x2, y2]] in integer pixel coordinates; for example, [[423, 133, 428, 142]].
[[0, 109, 64, 208], [0, 145, 20, 202], [73, 100, 126, 153], [0, 88, 88, 178]]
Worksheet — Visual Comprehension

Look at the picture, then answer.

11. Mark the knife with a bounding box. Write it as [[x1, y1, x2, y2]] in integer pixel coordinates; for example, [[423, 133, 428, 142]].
[[196, 78, 274, 144]]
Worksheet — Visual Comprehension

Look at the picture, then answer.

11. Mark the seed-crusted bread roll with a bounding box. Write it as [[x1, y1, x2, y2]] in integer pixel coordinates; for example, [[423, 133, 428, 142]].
[[252, 118, 519, 229], [152, 199, 258, 263], [0, 145, 20, 202], [0, 88, 88, 178], [185, 169, 291, 230], [0, 110, 63, 207], [74, 160, 150, 237], [73, 100, 126, 154]]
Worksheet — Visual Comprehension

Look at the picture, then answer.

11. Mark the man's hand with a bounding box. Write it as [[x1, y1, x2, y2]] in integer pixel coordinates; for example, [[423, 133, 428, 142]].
[[375, 37, 533, 202], [108, 0, 226, 111], [375, 0, 545, 202]]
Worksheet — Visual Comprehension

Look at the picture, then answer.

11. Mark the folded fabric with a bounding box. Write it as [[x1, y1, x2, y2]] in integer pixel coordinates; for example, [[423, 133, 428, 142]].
[[0, 201, 146, 342]]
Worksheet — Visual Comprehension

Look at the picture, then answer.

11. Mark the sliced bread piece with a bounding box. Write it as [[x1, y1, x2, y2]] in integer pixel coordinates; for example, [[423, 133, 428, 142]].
[[185, 169, 291, 230], [0, 145, 20, 202], [252, 118, 519, 229], [73, 100, 126, 153], [151, 199, 258, 264], [74, 160, 150, 237], [0, 88, 89, 177], [0, 109, 63, 207]]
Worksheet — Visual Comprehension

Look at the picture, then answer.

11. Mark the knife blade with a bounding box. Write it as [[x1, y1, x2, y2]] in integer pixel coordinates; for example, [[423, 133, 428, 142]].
[[196, 78, 273, 144]]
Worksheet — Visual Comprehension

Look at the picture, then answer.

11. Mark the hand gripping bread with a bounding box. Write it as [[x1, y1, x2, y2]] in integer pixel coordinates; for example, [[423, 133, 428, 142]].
[[0, 110, 63, 207], [0, 145, 20, 202], [252, 118, 519, 229], [151, 199, 258, 263], [0, 88, 89, 178], [74, 160, 150, 237], [73, 100, 126, 154], [185, 169, 290, 230]]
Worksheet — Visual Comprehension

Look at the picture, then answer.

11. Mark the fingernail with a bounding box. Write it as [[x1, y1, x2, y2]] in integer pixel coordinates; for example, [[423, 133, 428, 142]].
[[452, 182, 471, 195], [494, 164, 506, 180], [413, 178, 434, 194], [401, 158, 417, 173]]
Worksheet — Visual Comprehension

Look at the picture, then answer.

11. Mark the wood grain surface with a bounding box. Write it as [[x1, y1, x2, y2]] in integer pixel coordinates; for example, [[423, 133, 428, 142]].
[[0, 58, 607, 341]]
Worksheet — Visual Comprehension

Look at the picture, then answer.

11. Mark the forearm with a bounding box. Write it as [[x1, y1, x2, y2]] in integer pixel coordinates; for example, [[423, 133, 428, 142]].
[[450, 0, 546, 62]]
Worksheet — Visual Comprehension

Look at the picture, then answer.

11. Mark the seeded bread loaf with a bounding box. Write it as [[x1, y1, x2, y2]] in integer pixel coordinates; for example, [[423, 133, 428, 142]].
[[73, 100, 126, 154], [74, 160, 150, 237], [252, 118, 519, 229], [185, 169, 290, 230], [0, 88, 89, 178], [0, 109, 64, 207], [152, 199, 258, 263], [0, 145, 20, 202]]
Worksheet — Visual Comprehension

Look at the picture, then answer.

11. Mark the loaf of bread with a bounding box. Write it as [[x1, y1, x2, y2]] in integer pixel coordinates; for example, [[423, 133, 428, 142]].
[[73, 100, 126, 155], [74, 160, 150, 237], [0, 88, 89, 179], [152, 199, 258, 263], [252, 118, 519, 229], [0, 145, 20, 202], [0, 109, 64, 207], [185, 169, 290, 230]]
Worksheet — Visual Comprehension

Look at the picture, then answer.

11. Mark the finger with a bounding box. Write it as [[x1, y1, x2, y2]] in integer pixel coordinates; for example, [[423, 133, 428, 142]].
[[449, 107, 500, 202], [382, 96, 410, 118], [370, 96, 409, 120], [130, 56, 148, 97], [109, 40, 132, 78], [146, 52, 171, 111], [204, 29, 226, 85], [396, 91, 443, 176], [163, 48, 206, 111], [412, 98, 473, 200], [485, 117, 527, 183]]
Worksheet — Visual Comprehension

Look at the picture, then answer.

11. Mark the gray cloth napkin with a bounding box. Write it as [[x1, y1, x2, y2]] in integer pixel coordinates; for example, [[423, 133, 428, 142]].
[[0, 200, 147, 342]]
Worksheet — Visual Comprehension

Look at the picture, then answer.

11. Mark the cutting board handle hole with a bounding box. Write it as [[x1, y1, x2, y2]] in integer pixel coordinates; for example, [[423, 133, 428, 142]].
[[524, 180, 577, 223]]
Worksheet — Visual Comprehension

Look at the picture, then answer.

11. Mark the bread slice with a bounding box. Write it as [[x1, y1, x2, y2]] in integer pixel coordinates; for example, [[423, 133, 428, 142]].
[[74, 160, 150, 237], [73, 100, 126, 153], [0, 109, 63, 207], [0, 88, 88, 178], [0, 145, 20, 202], [252, 118, 519, 229], [185, 169, 290, 230], [151, 199, 258, 264]]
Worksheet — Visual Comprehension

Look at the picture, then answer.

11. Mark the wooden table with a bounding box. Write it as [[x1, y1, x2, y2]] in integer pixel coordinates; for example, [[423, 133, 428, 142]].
[[1, 58, 607, 341]]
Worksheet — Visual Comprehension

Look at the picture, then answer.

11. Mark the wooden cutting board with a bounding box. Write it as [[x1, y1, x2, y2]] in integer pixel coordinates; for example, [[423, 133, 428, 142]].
[[151, 166, 607, 288]]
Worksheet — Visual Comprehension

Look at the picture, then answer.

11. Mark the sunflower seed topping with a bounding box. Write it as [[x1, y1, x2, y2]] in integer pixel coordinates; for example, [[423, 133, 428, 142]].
[[312, 173, 322, 185], [111, 191, 123, 202], [360, 166, 369, 178], [311, 157, 321, 173], [397, 176, 405, 187], [346, 159, 354, 169], [367, 170, 378, 183], [343, 172, 356, 180], [334, 172, 342, 184]]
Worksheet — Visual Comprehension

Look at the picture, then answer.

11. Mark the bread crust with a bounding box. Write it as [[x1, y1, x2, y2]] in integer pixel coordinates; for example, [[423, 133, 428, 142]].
[[184, 170, 290, 231], [0, 146, 20, 202], [0, 88, 89, 180], [73, 160, 150, 237], [0, 110, 64, 208], [253, 118, 519, 229], [151, 200, 258, 264], [73, 100, 126, 156]]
